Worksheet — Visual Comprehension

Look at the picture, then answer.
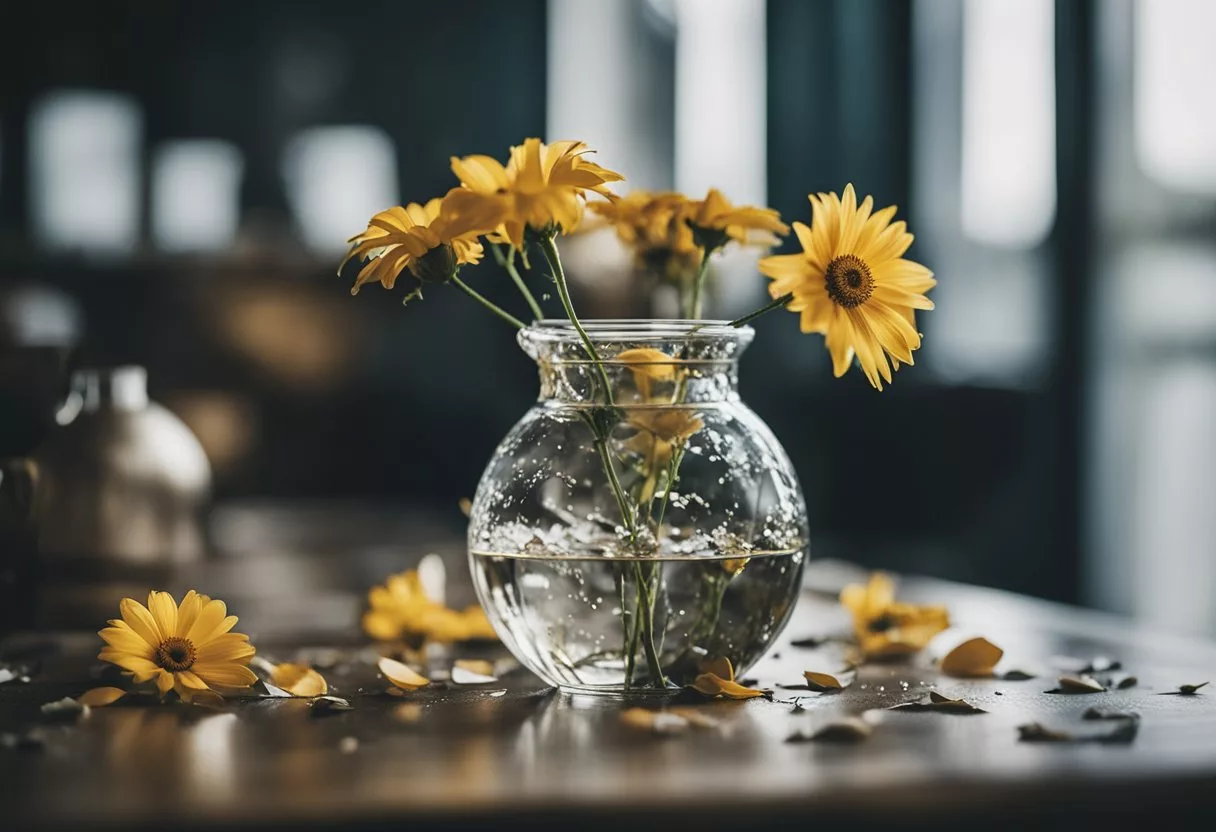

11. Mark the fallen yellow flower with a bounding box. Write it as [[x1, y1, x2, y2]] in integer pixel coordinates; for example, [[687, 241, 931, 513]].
[[840, 572, 949, 659], [363, 568, 498, 645]]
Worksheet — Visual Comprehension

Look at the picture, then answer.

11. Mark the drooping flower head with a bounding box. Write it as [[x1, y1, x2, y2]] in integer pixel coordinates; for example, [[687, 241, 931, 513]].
[[685, 188, 789, 252], [451, 138, 624, 248], [590, 190, 701, 283], [840, 573, 949, 659], [97, 590, 257, 704], [340, 188, 504, 293], [759, 184, 935, 390]]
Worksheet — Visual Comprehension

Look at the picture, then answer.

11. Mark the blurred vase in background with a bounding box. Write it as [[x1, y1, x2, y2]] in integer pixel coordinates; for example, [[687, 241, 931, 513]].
[[33, 366, 211, 627]]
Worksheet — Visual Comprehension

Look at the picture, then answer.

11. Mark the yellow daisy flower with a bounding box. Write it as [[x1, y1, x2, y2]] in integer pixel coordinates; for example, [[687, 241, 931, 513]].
[[97, 590, 257, 702], [451, 138, 624, 248], [340, 188, 504, 294], [363, 569, 497, 644], [840, 572, 949, 659], [686, 188, 789, 251], [758, 184, 936, 390]]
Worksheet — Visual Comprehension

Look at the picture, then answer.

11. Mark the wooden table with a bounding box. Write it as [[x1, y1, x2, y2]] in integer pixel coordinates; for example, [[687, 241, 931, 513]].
[[3, 553, 1216, 830]]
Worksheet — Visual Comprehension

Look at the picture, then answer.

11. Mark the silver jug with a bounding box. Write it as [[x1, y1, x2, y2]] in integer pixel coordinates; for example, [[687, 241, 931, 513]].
[[33, 366, 212, 627]]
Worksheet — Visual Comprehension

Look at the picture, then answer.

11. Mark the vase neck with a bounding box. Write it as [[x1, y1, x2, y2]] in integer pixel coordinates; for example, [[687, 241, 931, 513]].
[[518, 320, 752, 406]]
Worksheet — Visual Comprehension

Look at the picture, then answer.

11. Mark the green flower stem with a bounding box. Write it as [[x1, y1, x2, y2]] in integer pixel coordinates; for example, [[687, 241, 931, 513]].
[[593, 438, 637, 543], [494, 244, 544, 322], [538, 234, 616, 406], [726, 292, 794, 328], [632, 561, 668, 687], [687, 247, 715, 320], [450, 275, 526, 330], [540, 232, 667, 687]]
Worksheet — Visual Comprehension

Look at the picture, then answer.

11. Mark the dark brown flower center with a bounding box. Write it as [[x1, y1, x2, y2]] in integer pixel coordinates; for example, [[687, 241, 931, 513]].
[[156, 636, 197, 672], [825, 254, 875, 309]]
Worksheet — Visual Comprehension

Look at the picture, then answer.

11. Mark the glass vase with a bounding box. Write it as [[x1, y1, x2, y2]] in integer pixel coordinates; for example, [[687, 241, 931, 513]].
[[468, 320, 807, 694]]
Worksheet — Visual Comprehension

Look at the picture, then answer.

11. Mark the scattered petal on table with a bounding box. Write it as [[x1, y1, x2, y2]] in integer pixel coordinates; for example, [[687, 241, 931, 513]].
[[77, 687, 126, 707], [790, 636, 830, 649], [1018, 718, 1138, 745], [940, 637, 1004, 678], [1159, 682, 1209, 696], [310, 696, 353, 715], [1000, 669, 1036, 681], [451, 663, 498, 685], [1046, 675, 1107, 694], [272, 663, 329, 697], [668, 707, 721, 728], [803, 671, 848, 692], [688, 672, 770, 700], [889, 691, 987, 714], [378, 657, 430, 691]]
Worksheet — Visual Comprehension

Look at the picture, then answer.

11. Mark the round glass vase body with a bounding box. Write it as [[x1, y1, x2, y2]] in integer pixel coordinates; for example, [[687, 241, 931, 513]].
[[469, 321, 808, 694]]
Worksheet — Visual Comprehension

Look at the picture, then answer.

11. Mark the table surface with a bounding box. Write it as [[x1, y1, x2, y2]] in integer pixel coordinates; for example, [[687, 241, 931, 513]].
[[4, 548, 1216, 831]]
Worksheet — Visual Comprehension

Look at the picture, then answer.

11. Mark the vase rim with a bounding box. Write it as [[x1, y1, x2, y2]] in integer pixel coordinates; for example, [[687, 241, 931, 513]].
[[526, 318, 754, 343]]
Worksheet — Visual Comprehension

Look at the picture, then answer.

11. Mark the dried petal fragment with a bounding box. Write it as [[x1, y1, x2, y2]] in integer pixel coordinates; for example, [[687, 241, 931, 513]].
[[378, 657, 430, 691], [1159, 682, 1209, 696], [1000, 669, 1036, 681], [803, 671, 846, 692], [889, 691, 987, 714], [940, 637, 1004, 678], [790, 636, 829, 648], [77, 687, 127, 707], [310, 695, 353, 715], [271, 663, 329, 697], [1046, 675, 1107, 694], [688, 672, 769, 700]]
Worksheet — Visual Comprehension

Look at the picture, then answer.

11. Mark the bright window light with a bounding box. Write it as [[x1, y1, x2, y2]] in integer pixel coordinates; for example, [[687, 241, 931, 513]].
[[1135, 0, 1216, 194], [673, 0, 766, 312], [29, 90, 142, 255], [152, 140, 244, 253], [960, 0, 1056, 248], [282, 126, 398, 255]]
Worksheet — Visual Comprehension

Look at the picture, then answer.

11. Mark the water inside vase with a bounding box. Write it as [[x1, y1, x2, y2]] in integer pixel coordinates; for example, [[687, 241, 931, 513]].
[[470, 547, 805, 692]]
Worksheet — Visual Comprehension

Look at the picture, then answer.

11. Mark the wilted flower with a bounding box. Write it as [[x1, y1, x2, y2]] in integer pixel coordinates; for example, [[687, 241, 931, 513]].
[[363, 569, 498, 644], [839, 572, 949, 659]]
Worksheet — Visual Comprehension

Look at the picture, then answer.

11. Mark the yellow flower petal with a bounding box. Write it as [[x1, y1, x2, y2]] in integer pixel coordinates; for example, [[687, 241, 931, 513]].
[[841, 573, 950, 659], [940, 637, 1004, 678], [803, 671, 845, 691], [78, 687, 127, 707], [192, 663, 258, 689], [147, 590, 179, 637], [154, 670, 175, 696], [272, 663, 329, 697], [688, 672, 769, 700], [700, 656, 735, 682], [118, 597, 162, 647], [378, 657, 430, 691]]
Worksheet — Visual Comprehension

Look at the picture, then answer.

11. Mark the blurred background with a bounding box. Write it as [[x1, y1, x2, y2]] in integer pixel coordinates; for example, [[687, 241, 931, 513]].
[[1, 0, 1214, 636]]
